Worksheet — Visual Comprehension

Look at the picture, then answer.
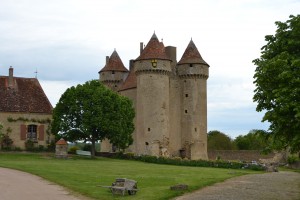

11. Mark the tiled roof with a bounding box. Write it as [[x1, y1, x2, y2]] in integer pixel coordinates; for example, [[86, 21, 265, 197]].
[[0, 76, 53, 114], [99, 50, 128, 72], [136, 33, 171, 61], [118, 68, 137, 91], [178, 40, 209, 66], [56, 138, 67, 145]]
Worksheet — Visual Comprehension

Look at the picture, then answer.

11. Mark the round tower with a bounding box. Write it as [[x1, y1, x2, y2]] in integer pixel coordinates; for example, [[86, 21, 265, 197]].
[[177, 39, 209, 160], [99, 50, 129, 92], [98, 50, 128, 152], [134, 33, 172, 157]]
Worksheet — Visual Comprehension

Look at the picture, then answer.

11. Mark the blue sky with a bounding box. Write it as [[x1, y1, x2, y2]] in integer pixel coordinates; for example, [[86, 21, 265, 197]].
[[0, 0, 299, 138]]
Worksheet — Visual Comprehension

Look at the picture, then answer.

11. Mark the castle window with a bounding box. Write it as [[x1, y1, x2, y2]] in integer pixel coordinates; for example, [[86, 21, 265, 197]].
[[148, 128, 151, 131], [185, 110, 188, 113], [112, 70, 115, 74], [189, 64, 193, 67], [27, 125, 37, 140], [185, 94, 188, 97], [195, 128, 197, 132], [114, 85, 117, 87], [145, 142, 149, 146]]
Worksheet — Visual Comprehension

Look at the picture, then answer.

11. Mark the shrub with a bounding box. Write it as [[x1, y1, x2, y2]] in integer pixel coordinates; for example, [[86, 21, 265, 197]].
[[111, 154, 265, 171], [287, 155, 299, 164], [69, 146, 79, 154], [25, 140, 36, 151]]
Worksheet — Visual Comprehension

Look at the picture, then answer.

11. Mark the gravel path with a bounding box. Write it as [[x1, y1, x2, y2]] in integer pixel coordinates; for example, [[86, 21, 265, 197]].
[[174, 171, 300, 200], [0, 167, 91, 200]]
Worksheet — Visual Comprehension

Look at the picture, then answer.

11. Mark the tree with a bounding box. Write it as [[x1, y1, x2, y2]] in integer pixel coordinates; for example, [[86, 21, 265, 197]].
[[51, 80, 135, 157], [234, 129, 270, 151], [207, 130, 234, 150], [253, 15, 300, 154], [0, 127, 13, 150]]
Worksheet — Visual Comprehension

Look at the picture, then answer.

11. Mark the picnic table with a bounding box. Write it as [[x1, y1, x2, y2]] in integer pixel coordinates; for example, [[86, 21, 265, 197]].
[[101, 178, 138, 196]]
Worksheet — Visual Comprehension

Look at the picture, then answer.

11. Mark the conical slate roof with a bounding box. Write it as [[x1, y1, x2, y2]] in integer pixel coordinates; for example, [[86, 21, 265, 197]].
[[136, 33, 171, 61], [99, 50, 128, 72], [178, 40, 209, 66]]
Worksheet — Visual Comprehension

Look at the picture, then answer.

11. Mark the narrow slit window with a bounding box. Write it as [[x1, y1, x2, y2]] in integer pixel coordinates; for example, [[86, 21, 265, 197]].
[[189, 64, 193, 67], [185, 110, 188, 113], [148, 128, 150, 131], [195, 128, 197, 132], [112, 70, 115, 74], [185, 94, 188, 97]]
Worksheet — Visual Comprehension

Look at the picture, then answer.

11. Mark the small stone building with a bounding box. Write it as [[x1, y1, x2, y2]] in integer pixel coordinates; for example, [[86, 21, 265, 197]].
[[99, 33, 209, 160], [0, 67, 54, 150]]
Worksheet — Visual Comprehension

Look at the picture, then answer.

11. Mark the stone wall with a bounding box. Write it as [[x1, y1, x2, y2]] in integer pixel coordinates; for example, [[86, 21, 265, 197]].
[[0, 112, 53, 149], [208, 150, 275, 162]]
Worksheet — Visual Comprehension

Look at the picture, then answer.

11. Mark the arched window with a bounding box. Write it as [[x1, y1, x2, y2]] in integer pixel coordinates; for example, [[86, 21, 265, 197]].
[[27, 125, 37, 140]]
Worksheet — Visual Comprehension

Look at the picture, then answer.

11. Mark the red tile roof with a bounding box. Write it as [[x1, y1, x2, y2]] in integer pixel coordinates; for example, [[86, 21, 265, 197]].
[[178, 40, 209, 66], [136, 33, 171, 61], [56, 138, 67, 145], [0, 76, 52, 114], [99, 50, 128, 72], [118, 68, 137, 91]]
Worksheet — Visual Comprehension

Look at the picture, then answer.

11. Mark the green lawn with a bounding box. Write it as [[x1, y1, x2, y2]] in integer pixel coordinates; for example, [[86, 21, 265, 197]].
[[0, 152, 260, 200]]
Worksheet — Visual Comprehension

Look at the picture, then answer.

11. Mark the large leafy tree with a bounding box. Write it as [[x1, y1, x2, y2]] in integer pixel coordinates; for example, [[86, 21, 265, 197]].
[[234, 130, 270, 151], [51, 80, 135, 156], [253, 15, 300, 154], [207, 130, 234, 150]]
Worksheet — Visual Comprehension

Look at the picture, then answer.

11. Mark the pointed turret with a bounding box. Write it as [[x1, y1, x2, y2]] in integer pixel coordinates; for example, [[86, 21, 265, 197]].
[[99, 50, 128, 72], [136, 33, 170, 61], [134, 33, 172, 157], [178, 39, 209, 66], [177, 39, 209, 79], [178, 39, 209, 160], [99, 50, 129, 91]]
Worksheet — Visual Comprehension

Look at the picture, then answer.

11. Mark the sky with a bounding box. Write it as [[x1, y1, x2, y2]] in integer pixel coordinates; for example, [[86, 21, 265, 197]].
[[0, 0, 299, 138]]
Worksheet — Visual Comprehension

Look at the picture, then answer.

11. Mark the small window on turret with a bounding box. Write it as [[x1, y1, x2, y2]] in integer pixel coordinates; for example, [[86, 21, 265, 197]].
[[185, 110, 188, 113], [195, 128, 197, 132], [189, 64, 193, 67], [148, 128, 150, 131], [185, 94, 188, 97], [112, 71, 115, 74]]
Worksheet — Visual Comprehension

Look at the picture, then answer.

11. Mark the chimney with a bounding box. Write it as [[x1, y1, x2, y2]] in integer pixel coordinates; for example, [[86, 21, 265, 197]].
[[8, 66, 14, 87], [165, 46, 177, 63], [106, 56, 109, 65], [129, 59, 134, 71], [140, 42, 143, 55]]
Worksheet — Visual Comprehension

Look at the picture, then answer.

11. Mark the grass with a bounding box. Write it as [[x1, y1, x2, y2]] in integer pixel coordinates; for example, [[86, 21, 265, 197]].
[[0, 152, 261, 200]]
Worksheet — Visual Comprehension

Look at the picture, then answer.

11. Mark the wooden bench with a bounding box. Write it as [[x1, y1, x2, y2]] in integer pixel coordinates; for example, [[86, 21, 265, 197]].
[[76, 150, 91, 157], [101, 178, 138, 196]]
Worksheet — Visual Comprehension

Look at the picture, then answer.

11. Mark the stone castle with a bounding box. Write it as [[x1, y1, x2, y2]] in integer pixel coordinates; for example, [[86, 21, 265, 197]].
[[99, 33, 209, 160]]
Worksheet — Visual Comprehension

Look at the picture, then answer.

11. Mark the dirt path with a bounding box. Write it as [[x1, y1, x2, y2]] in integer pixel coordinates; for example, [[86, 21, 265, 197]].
[[0, 167, 91, 200], [174, 171, 300, 200]]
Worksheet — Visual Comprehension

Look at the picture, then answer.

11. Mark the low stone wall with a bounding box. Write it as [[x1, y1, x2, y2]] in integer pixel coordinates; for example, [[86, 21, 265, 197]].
[[208, 150, 275, 162]]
